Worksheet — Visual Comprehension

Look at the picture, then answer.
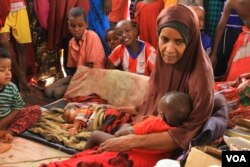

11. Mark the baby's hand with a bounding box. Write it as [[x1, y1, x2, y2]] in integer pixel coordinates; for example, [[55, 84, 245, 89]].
[[64, 127, 78, 136], [60, 123, 74, 130]]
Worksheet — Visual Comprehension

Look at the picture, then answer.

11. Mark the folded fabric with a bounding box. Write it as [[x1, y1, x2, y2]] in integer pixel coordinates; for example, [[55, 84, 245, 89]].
[[192, 94, 228, 146]]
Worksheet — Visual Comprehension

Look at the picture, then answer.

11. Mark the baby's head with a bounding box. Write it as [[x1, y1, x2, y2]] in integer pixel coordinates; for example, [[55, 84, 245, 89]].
[[62, 108, 78, 123], [158, 91, 192, 126], [115, 20, 138, 47], [106, 28, 121, 51], [189, 3, 205, 30], [0, 47, 12, 88], [68, 7, 88, 40]]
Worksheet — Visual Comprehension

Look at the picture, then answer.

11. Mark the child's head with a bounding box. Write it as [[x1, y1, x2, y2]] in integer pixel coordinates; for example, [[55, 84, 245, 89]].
[[106, 28, 121, 51], [189, 3, 205, 30], [158, 91, 192, 126], [68, 7, 88, 40], [63, 108, 78, 123], [0, 47, 12, 88], [115, 20, 138, 46]]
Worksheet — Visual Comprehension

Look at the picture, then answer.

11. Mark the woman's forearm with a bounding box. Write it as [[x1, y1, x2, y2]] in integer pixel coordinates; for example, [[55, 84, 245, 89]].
[[132, 132, 178, 151]]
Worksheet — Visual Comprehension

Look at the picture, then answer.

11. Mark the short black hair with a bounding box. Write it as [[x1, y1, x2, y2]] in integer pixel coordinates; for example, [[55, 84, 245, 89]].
[[0, 46, 11, 59], [159, 91, 192, 126], [68, 7, 87, 21]]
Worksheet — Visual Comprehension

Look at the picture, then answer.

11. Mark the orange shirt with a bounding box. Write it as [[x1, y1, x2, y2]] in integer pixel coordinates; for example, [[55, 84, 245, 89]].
[[67, 30, 105, 68], [108, 0, 128, 22]]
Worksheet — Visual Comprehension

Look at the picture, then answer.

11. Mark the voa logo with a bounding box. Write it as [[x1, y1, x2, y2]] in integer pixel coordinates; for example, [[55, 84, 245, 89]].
[[226, 155, 246, 163]]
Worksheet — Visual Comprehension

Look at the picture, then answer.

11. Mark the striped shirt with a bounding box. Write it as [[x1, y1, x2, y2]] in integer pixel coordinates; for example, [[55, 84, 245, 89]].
[[108, 40, 156, 76], [0, 82, 24, 117]]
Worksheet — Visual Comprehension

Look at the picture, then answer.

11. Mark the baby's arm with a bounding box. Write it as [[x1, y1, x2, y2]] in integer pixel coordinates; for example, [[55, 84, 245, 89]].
[[114, 124, 134, 137]]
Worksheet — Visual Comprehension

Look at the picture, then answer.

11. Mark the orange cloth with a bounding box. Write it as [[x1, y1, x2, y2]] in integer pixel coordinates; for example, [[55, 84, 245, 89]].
[[164, 0, 177, 8], [67, 30, 106, 68], [225, 26, 250, 81], [135, 0, 164, 49], [108, 0, 128, 23], [133, 115, 171, 135]]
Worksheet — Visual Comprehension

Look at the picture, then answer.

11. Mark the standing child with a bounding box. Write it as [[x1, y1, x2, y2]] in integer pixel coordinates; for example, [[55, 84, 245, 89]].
[[135, 0, 164, 49], [0, 47, 41, 135], [210, 0, 246, 79], [189, 3, 212, 55], [45, 7, 106, 99], [0, 0, 32, 93], [107, 20, 156, 76]]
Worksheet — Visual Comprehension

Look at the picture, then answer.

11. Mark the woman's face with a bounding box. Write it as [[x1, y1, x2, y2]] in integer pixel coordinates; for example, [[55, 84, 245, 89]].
[[158, 27, 186, 64]]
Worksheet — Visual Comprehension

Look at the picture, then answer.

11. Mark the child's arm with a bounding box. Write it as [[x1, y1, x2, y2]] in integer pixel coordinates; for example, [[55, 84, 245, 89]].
[[106, 59, 116, 69], [84, 130, 115, 152], [66, 119, 86, 136], [117, 106, 137, 115], [210, 0, 232, 68], [0, 110, 19, 130]]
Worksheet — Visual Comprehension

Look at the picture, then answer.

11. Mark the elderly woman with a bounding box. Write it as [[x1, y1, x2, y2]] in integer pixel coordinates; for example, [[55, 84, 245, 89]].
[[41, 4, 215, 167]]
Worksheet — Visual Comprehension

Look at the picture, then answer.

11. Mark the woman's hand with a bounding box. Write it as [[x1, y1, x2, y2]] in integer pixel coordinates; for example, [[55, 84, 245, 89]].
[[99, 134, 135, 152]]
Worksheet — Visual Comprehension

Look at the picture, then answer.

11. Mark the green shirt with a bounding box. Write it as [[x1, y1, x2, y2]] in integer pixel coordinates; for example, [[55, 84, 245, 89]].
[[0, 82, 25, 117]]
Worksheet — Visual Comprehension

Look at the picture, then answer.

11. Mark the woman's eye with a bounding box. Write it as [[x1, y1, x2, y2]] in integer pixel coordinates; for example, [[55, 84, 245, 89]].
[[160, 36, 168, 43], [175, 39, 184, 45]]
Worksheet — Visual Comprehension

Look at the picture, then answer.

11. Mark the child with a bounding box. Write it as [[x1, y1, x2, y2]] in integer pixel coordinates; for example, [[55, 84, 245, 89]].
[[60, 106, 94, 136], [0, 0, 32, 92], [135, 0, 164, 49], [83, 91, 192, 152], [105, 28, 121, 54], [107, 20, 156, 76], [189, 3, 212, 55], [210, 0, 248, 79], [0, 47, 41, 135], [45, 7, 106, 99]]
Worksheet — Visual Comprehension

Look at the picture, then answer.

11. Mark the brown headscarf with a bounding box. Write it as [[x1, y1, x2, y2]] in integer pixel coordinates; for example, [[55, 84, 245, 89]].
[[136, 4, 214, 149]]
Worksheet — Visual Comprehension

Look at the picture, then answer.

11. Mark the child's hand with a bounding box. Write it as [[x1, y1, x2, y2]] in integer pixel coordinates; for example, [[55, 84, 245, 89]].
[[60, 123, 74, 130], [64, 127, 78, 136], [0, 131, 13, 143]]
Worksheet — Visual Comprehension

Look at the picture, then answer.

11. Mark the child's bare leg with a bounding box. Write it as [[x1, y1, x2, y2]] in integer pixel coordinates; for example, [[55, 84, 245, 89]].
[[83, 130, 115, 150]]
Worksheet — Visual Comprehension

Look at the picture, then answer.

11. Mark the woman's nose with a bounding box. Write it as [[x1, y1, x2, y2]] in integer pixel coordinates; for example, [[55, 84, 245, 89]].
[[165, 42, 174, 53]]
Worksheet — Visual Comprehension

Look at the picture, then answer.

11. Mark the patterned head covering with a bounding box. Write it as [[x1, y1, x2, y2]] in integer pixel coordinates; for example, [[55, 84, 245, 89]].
[[136, 4, 214, 149], [158, 21, 190, 44]]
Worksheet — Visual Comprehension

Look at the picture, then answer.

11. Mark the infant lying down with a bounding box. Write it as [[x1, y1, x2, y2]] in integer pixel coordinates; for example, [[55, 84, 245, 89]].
[[60, 103, 132, 136], [61, 103, 96, 136]]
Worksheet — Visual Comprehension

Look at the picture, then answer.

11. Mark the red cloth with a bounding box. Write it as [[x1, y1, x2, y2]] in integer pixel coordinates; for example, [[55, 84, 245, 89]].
[[134, 116, 171, 135], [0, 0, 10, 28], [67, 93, 108, 104], [225, 26, 250, 81], [135, 0, 164, 49], [7, 105, 41, 134], [41, 148, 169, 167], [108, 0, 128, 23], [33, 0, 49, 29]]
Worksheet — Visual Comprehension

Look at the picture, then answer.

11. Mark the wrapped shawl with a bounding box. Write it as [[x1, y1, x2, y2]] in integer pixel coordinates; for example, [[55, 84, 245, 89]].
[[136, 4, 214, 149]]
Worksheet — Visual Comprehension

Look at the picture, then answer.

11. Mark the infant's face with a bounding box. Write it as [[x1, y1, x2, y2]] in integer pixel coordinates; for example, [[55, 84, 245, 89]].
[[63, 109, 77, 123]]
